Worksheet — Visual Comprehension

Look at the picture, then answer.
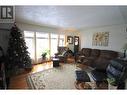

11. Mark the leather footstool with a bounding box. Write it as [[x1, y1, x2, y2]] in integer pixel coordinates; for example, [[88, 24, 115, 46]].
[[75, 70, 90, 82], [52, 58, 60, 67]]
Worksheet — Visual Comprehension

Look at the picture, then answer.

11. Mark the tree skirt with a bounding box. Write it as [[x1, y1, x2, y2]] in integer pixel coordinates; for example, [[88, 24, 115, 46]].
[[26, 64, 77, 89]]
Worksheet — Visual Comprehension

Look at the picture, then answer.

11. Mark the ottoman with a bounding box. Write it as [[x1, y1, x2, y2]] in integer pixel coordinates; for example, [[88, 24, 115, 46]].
[[75, 70, 90, 82], [52, 58, 60, 67]]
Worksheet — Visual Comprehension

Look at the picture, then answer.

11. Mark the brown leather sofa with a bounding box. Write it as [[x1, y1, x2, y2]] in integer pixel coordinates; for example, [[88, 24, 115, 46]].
[[76, 48, 118, 70]]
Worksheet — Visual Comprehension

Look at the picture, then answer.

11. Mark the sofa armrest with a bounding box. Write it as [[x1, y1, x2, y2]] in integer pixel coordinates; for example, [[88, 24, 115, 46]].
[[77, 51, 83, 55]]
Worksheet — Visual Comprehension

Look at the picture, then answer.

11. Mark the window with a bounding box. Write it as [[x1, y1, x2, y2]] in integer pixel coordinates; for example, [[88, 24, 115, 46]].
[[24, 31, 35, 63], [50, 34, 58, 56], [59, 35, 65, 46], [36, 32, 49, 63], [24, 31, 66, 64]]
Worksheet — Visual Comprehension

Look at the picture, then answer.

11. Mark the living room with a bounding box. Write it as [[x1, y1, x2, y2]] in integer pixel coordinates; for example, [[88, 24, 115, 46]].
[[0, 6, 127, 90]]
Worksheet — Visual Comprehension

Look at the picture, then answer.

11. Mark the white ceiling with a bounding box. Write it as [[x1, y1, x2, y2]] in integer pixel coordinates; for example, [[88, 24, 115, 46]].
[[15, 6, 127, 29]]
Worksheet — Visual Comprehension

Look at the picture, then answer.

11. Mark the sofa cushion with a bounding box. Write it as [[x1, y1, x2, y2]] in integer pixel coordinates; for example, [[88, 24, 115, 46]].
[[82, 48, 91, 57], [99, 50, 118, 60], [81, 49, 100, 67], [91, 49, 100, 57], [95, 58, 111, 70], [82, 58, 95, 67]]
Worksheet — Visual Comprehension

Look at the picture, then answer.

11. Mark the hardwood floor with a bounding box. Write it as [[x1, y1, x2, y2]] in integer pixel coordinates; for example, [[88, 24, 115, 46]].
[[9, 62, 53, 89], [9, 58, 75, 89], [9, 72, 28, 89]]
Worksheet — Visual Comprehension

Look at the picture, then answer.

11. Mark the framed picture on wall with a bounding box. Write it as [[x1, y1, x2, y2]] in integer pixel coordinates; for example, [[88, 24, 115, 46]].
[[0, 6, 15, 23], [67, 36, 73, 44], [92, 32, 109, 46], [74, 37, 79, 45], [74, 36, 79, 54]]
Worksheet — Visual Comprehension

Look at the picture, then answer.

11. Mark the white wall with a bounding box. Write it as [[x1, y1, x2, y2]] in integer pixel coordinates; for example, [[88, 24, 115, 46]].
[[80, 24, 127, 54], [0, 23, 13, 53], [17, 22, 80, 52]]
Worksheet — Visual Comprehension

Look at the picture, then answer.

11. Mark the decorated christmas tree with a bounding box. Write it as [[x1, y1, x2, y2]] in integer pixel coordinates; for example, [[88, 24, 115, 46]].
[[7, 23, 32, 75]]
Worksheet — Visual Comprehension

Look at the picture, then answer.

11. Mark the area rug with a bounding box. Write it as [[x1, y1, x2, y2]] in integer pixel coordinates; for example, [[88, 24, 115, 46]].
[[27, 64, 78, 89]]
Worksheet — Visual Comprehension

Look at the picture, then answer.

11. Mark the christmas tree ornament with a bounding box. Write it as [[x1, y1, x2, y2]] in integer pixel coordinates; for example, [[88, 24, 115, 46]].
[[16, 54, 18, 56]]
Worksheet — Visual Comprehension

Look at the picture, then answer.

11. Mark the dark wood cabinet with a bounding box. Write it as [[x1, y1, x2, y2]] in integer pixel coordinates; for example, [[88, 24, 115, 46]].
[[0, 62, 7, 89], [0, 46, 7, 89]]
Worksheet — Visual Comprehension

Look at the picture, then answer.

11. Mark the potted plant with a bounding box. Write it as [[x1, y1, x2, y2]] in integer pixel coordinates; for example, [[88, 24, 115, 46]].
[[41, 49, 50, 60], [107, 78, 118, 89]]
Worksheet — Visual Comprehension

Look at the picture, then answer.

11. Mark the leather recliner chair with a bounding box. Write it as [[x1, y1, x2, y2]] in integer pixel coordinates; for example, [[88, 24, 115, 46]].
[[55, 47, 74, 63], [76, 48, 92, 63], [91, 59, 127, 89]]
